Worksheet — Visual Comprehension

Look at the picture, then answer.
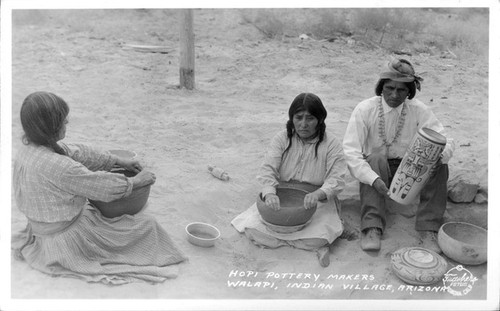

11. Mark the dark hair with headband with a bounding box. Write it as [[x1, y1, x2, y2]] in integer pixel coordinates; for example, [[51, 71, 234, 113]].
[[375, 58, 423, 100], [283, 93, 327, 158], [375, 79, 417, 99], [20, 91, 69, 155]]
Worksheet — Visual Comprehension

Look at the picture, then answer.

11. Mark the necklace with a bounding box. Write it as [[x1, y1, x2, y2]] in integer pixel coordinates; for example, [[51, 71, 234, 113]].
[[377, 97, 407, 154]]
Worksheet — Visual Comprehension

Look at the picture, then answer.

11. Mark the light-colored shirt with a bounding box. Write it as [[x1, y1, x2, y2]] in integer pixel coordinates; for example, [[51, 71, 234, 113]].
[[13, 142, 133, 223], [257, 130, 347, 201], [343, 96, 455, 186]]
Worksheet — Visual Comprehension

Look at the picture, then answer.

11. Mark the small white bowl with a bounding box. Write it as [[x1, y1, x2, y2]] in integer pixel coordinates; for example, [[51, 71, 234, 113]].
[[185, 222, 220, 247]]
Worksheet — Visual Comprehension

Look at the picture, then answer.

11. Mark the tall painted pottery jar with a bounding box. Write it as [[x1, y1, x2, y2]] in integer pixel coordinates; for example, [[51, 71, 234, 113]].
[[389, 127, 446, 205]]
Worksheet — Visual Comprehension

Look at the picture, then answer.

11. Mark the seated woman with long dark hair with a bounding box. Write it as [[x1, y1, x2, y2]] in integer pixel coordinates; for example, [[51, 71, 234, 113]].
[[232, 93, 347, 267], [12, 91, 186, 285]]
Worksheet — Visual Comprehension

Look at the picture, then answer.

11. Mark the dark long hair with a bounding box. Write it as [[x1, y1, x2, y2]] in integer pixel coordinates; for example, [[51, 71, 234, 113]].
[[20, 91, 69, 155], [283, 93, 327, 158]]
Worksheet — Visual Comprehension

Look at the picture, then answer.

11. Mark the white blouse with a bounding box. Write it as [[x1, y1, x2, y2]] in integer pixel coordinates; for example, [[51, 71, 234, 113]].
[[13, 143, 133, 222], [257, 130, 347, 201]]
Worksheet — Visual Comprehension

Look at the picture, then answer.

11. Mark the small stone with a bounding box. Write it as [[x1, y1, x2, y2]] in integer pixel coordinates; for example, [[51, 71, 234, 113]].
[[448, 182, 479, 203], [299, 34, 310, 40], [448, 170, 480, 203], [474, 191, 488, 204]]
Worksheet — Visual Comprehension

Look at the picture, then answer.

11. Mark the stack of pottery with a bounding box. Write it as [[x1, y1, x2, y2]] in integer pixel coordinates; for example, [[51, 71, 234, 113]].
[[256, 186, 316, 233]]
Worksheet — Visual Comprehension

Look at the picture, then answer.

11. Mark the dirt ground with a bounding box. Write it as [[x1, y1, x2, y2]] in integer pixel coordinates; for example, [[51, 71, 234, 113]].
[[4, 7, 497, 310]]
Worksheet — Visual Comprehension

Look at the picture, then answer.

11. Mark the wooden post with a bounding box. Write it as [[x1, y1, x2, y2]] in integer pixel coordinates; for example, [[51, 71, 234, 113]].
[[179, 9, 195, 90]]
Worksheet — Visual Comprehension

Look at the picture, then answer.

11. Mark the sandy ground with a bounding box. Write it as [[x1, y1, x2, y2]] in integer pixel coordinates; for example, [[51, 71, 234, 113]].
[[4, 7, 496, 309]]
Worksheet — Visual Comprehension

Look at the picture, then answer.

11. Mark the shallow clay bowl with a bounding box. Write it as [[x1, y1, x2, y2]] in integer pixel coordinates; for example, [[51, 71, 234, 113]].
[[89, 169, 151, 218], [256, 187, 316, 226], [438, 222, 487, 265], [185, 222, 221, 247]]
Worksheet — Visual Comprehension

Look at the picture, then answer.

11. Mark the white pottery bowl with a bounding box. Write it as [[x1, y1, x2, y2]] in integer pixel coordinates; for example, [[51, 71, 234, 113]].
[[185, 222, 221, 247], [438, 222, 487, 265]]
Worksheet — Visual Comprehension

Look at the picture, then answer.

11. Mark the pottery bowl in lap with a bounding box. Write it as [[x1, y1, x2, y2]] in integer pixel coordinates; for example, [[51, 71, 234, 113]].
[[89, 169, 151, 218], [256, 186, 316, 226]]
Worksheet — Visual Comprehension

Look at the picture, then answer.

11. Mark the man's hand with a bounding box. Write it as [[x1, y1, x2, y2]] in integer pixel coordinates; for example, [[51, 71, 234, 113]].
[[372, 178, 390, 197]]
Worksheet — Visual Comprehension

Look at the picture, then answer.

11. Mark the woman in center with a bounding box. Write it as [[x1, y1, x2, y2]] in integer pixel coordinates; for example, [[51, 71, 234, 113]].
[[232, 93, 347, 267]]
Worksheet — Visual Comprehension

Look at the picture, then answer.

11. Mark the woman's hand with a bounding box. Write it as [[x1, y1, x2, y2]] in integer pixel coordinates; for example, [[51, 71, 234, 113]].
[[264, 193, 280, 210], [304, 189, 326, 209], [116, 157, 143, 174], [131, 170, 156, 189]]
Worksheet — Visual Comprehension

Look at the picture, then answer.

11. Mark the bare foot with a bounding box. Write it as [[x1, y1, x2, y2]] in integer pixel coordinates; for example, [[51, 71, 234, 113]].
[[339, 220, 360, 241], [317, 246, 330, 267]]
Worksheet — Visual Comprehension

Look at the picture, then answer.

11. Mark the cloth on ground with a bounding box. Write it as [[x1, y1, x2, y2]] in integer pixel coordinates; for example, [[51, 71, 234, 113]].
[[231, 199, 343, 249]]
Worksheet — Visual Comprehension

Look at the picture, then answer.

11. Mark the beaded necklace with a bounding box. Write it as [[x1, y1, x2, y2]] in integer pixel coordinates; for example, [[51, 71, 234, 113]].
[[377, 97, 407, 154]]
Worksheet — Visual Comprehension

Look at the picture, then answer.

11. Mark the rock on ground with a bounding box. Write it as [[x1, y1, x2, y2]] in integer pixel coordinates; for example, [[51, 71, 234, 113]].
[[447, 169, 480, 203]]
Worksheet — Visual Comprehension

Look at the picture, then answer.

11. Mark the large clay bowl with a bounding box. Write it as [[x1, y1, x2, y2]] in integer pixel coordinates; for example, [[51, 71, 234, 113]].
[[89, 169, 151, 218], [438, 222, 487, 265], [256, 187, 316, 226]]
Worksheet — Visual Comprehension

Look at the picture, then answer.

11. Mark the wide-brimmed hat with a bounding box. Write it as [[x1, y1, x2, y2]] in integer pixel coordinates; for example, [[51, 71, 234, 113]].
[[376, 58, 423, 91]]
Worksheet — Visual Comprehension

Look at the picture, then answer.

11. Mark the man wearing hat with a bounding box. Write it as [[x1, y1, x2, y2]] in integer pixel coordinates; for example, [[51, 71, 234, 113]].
[[343, 58, 455, 252]]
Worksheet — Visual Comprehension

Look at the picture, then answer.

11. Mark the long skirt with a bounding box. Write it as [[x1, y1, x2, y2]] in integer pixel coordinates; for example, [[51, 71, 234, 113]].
[[231, 197, 343, 251], [12, 205, 187, 285]]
